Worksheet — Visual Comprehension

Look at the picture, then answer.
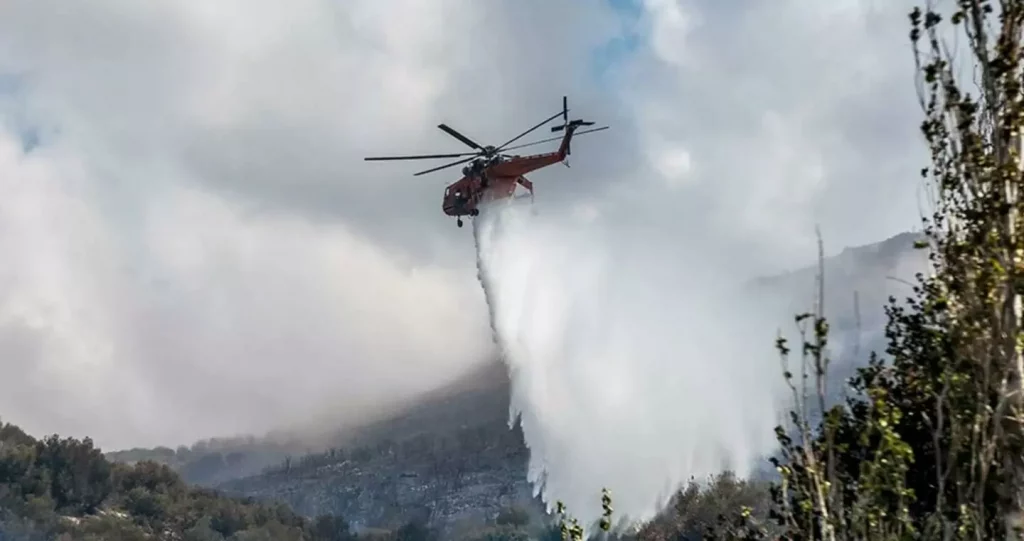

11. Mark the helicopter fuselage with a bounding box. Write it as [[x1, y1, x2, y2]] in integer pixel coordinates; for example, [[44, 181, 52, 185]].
[[441, 174, 516, 218], [441, 146, 565, 222]]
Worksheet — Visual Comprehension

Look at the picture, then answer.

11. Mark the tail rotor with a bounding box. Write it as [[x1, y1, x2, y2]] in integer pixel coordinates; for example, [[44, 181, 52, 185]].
[[549, 96, 595, 156]]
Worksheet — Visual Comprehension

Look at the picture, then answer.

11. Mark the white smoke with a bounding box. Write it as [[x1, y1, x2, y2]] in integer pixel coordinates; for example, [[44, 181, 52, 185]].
[[472, 196, 789, 531]]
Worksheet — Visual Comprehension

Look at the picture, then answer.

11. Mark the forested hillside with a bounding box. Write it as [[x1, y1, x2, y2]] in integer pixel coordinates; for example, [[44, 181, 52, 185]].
[[1, 414, 781, 540], [105, 359, 515, 488], [0, 419, 368, 540]]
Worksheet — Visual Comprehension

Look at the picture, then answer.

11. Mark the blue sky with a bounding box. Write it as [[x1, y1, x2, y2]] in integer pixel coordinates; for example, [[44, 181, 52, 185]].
[[608, 0, 642, 17], [0, 72, 41, 152], [590, 0, 643, 84]]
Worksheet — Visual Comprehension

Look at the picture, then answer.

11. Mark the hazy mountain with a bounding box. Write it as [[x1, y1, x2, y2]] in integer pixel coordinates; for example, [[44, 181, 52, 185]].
[[106, 230, 930, 534]]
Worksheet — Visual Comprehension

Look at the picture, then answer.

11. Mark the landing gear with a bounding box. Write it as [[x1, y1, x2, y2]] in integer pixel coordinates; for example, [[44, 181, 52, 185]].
[[456, 209, 478, 228]]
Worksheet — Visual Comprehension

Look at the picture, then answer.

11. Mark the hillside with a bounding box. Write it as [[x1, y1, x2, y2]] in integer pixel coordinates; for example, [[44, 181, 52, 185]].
[[105, 360, 513, 488], [105, 231, 931, 535], [217, 361, 533, 536], [0, 419, 360, 541]]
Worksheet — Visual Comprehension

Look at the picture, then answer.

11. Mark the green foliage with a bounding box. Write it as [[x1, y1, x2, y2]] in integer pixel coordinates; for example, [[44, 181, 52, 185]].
[[105, 435, 299, 487], [0, 419, 357, 541], [552, 489, 616, 541], [720, 1, 1024, 539], [635, 471, 774, 540], [463, 525, 531, 541], [35, 434, 113, 514], [576, 1, 1024, 539], [393, 518, 437, 541], [447, 504, 543, 541], [494, 505, 530, 528], [311, 514, 356, 541]]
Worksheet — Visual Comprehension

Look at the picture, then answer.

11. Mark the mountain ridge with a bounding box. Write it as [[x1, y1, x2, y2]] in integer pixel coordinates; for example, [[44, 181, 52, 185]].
[[104, 229, 930, 534]]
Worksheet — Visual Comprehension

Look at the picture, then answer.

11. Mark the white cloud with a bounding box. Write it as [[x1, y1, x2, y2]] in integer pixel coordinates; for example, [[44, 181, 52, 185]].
[[625, 0, 923, 270], [0, 0, 933, 491], [0, 129, 493, 449], [642, 0, 698, 68], [0, 0, 635, 450], [647, 141, 692, 187]]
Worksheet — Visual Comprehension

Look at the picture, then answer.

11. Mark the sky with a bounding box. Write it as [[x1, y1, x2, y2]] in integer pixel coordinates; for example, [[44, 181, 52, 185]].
[[0, 0, 925, 451]]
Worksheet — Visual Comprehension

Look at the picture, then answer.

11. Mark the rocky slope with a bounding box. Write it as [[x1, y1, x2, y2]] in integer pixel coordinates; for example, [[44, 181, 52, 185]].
[[218, 360, 549, 537], [108, 231, 931, 535]]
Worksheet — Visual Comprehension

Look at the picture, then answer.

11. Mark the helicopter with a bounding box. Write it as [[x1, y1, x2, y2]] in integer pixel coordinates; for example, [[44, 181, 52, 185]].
[[364, 96, 608, 228]]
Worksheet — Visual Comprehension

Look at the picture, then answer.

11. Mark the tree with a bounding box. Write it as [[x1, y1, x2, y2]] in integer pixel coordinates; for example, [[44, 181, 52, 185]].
[[636, 472, 773, 540], [311, 514, 356, 541], [495, 505, 530, 529], [743, 1, 1024, 539], [394, 518, 437, 541], [34, 435, 112, 514], [574, 1, 1024, 539], [0, 419, 354, 541]]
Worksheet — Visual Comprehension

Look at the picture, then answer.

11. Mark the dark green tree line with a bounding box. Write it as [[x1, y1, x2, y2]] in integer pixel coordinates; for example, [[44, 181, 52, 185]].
[[0, 419, 360, 540]]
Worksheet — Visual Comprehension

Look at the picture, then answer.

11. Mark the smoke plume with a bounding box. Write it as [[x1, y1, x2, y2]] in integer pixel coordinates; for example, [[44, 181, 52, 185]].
[[472, 196, 788, 530]]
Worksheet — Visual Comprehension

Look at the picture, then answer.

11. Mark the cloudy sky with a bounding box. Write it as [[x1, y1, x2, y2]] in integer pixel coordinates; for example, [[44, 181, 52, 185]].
[[0, 0, 924, 451]]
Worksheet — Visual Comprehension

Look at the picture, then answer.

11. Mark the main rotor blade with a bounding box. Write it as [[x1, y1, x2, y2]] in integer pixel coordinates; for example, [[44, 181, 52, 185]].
[[413, 155, 477, 176], [437, 124, 483, 150], [495, 109, 567, 152], [500, 126, 610, 152], [365, 151, 479, 161]]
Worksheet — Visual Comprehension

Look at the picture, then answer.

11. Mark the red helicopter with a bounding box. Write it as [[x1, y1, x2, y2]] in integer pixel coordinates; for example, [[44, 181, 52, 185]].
[[364, 96, 608, 227]]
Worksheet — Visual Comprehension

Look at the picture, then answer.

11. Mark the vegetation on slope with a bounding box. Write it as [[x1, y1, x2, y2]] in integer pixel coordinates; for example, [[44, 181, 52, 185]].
[[107, 362, 514, 490], [563, 0, 1024, 539], [0, 417, 598, 540], [1, 411, 782, 541], [633, 472, 774, 540], [105, 436, 297, 487], [0, 419, 364, 540]]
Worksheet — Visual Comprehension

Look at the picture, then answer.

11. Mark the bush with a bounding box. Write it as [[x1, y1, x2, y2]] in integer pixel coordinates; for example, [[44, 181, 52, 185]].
[[311, 514, 356, 541], [0, 420, 356, 541], [494, 505, 530, 528], [636, 471, 773, 540], [34, 435, 112, 514]]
